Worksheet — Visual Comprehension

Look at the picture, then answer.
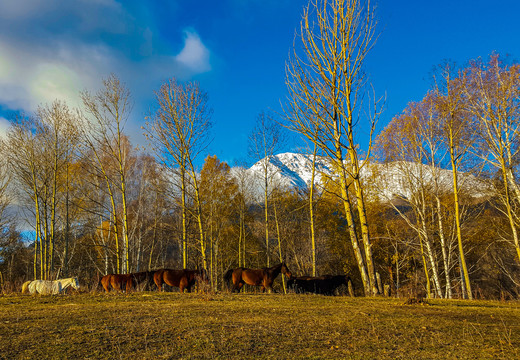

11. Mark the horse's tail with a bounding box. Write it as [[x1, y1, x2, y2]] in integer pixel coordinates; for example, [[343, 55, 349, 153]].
[[22, 281, 31, 294], [223, 269, 234, 287]]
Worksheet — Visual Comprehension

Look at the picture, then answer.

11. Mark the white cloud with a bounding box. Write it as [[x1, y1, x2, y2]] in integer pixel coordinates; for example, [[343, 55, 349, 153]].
[[0, 40, 113, 111], [175, 30, 211, 73]]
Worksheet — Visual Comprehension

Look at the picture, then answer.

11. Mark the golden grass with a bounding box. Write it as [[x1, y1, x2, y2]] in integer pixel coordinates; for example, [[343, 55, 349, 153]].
[[1, 293, 519, 359]]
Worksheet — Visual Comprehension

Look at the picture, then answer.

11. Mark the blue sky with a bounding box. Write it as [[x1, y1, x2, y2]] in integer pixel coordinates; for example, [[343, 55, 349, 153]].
[[0, 0, 519, 167]]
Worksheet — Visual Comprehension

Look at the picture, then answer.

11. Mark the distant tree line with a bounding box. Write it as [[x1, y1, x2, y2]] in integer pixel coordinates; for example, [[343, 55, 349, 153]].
[[0, 0, 519, 299]]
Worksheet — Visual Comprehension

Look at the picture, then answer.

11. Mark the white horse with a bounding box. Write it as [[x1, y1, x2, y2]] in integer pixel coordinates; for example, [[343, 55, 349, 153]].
[[22, 277, 80, 295]]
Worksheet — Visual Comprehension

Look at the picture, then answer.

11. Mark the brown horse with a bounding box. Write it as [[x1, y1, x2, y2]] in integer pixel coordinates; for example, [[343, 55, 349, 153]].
[[287, 274, 352, 295], [111, 274, 134, 292], [154, 269, 207, 293], [99, 274, 134, 293], [223, 262, 292, 293]]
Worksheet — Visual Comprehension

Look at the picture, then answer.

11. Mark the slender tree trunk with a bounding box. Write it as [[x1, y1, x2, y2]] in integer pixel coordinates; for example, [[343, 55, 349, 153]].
[[43, 189, 49, 279], [189, 163, 207, 272], [50, 135, 59, 278], [238, 205, 244, 267], [418, 196, 442, 298], [33, 233, 38, 280], [273, 197, 286, 294], [503, 167, 520, 263], [64, 164, 70, 276], [181, 162, 188, 269], [119, 161, 129, 274], [450, 132, 472, 299], [309, 149, 317, 276], [31, 168, 42, 279], [242, 203, 247, 267], [149, 193, 158, 271], [337, 158, 370, 295], [264, 163, 270, 267], [419, 234, 431, 299], [436, 197, 452, 298]]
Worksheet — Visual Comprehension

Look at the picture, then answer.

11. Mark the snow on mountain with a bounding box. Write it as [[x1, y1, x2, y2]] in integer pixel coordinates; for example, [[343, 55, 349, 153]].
[[242, 152, 488, 201], [246, 152, 332, 189]]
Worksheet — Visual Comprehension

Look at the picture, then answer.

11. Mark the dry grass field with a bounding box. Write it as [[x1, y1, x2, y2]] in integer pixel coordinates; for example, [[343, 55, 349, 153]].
[[1, 292, 519, 359]]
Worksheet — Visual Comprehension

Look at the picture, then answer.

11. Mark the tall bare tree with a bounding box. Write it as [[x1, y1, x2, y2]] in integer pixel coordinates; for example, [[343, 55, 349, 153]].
[[5, 115, 45, 279], [466, 55, 520, 264], [145, 78, 212, 271], [80, 74, 133, 274], [434, 64, 475, 299], [285, 0, 382, 295], [248, 111, 285, 267], [377, 98, 455, 298]]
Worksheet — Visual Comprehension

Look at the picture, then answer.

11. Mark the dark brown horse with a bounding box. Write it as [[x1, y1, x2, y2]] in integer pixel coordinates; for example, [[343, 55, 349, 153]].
[[287, 274, 352, 295], [154, 269, 207, 293], [223, 263, 292, 293]]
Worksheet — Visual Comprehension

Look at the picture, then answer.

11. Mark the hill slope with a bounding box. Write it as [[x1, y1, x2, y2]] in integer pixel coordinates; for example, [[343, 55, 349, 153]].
[[243, 152, 487, 200]]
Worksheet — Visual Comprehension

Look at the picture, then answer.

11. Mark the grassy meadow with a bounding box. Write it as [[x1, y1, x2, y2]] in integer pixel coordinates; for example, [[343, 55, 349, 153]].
[[0, 292, 519, 359]]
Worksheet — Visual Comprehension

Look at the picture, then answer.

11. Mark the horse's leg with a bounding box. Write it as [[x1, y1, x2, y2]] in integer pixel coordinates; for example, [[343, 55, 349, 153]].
[[231, 271, 243, 293], [179, 277, 189, 293], [101, 276, 111, 293], [112, 277, 123, 293], [126, 278, 133, 293], [263, 277, 273, 293], [234, 281, 244, 293]]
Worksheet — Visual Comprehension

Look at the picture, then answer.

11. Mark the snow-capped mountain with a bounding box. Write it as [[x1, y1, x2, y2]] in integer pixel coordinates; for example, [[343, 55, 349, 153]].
[[242, 152, 488, 201]]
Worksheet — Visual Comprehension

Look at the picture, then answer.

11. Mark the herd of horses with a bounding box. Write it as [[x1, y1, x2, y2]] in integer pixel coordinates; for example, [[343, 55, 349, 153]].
[[99, 269, 205, 293], [21, 263, 354, 296]]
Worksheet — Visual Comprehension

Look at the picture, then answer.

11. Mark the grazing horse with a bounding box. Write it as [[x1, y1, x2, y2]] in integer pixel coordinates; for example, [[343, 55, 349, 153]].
[[22, 277, 80, 295], [154, 269, 207, 293], [21, 281, 32, 294], [99, 274, 133, 292], [110, 274, 134, 292], [223, 263, 292, 293], [287, 275, 352, 295], [130, 271, 156, 291]]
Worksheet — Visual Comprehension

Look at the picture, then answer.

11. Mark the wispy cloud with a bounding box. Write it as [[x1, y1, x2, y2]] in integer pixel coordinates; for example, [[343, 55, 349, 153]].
[[0, 1, 212, 118]]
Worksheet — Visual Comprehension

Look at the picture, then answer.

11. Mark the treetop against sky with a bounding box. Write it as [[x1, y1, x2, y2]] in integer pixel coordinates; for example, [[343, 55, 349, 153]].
[[0, 0, 519, 166]]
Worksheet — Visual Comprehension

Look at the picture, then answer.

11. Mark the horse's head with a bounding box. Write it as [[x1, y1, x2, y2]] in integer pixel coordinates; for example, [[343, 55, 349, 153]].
[[72, 277, 80, 290], [281, 263, 292, 279]]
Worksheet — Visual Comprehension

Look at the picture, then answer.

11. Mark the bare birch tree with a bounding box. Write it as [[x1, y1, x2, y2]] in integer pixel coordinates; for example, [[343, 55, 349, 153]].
[[145, 78, 212, 271], [466, 55, 520, 264], [80, 74, 133, 274], [285, 0, 382, 295], [377, 98, 455, 298], [434, 64, 475, 299], [248, 111, 285, 267]]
